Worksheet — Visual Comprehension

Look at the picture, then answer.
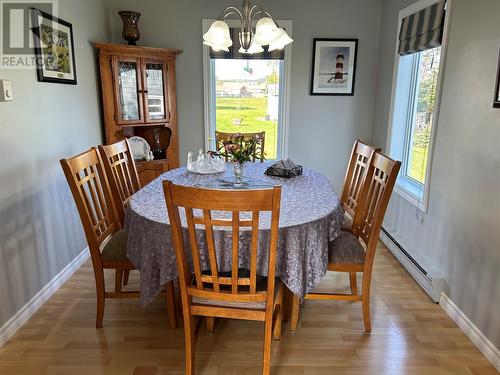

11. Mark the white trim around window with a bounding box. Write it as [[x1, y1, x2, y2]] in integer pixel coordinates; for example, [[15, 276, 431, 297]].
[[202, 19, 292, 159], [386, 0, 452, 212]]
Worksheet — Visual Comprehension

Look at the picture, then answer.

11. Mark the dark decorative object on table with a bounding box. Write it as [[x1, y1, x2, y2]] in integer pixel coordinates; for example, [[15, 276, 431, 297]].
[[152, 129, 165, 159], [119, 11, 141, 45], [30, 8, 77, 84], [265, 159, 303, 178], [493, 48, 500, 108]]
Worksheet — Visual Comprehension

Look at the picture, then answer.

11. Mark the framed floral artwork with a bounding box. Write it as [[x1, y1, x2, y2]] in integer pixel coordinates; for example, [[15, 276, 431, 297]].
[[31, 8, 77, 84]]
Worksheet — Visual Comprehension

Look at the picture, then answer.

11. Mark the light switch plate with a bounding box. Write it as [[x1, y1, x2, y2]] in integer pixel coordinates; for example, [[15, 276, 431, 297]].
[[0, 80, 13, 101]]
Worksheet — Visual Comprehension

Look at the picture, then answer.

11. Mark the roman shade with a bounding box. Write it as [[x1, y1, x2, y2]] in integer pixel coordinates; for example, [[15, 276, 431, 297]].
[[398, 0, 446, 56], [210, 28, 285, 60]]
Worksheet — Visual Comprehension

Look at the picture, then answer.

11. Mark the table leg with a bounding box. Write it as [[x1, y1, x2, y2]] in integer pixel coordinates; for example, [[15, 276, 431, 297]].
[[166, 281, 177, 329], [206, 317, 215, 333], [282, 287, 292, 322], [290, 295, 300, 333], [173, 278, 184, 327]]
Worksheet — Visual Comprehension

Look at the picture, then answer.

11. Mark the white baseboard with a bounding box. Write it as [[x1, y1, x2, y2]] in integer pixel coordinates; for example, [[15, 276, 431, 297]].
[[440, 293, 500, 372], [0, 248, 89, 347], [380, 228, 446, 302]]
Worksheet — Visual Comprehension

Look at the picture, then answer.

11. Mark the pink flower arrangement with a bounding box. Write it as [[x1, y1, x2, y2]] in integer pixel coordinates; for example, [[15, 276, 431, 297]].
[[219, 133, 264, 164]]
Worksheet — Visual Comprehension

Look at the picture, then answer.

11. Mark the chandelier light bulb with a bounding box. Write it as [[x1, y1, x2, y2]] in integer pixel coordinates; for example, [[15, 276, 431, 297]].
[[254, 17, 282, 45], [203, 20, 232, 49], [268, 28, 293, 51], [203, 40, 230, 52], [239, 41, 264, 54]]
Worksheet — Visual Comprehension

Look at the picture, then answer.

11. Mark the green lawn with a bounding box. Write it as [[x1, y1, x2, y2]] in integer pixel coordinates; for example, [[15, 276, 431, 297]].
[[407, 146, 429, 183], [216, 97, 278, 159]]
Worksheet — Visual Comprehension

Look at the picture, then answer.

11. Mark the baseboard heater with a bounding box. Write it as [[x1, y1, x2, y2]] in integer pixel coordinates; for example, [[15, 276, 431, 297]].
[[380, 227, 446, 302]]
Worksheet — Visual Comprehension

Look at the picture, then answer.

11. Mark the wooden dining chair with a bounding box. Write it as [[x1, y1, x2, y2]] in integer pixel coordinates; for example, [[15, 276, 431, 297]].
[[163, 181, 283, 375], [292, 152, 400, 333], [61, 148, 176, 328], [340, 140, 380, 232], [215, 130, 266, 162], [99, 139, 141, 287], [98, 139, 140, 226]]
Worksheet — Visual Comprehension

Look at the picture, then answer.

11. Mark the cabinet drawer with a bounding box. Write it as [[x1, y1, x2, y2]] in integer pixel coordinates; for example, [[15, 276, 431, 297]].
[[136, 160, 169, 186]]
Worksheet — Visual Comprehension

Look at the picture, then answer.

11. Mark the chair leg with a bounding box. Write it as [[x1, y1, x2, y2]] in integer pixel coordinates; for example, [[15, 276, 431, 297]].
[[95, 269, 105, 329], [184, 314, 196, 375], [123, 270, 130, 286], [114, 269, 123, 293], [166, 281, 177, 329], [206, 317, 215, 333], [349, 272, 358, 295], [262, 308, 273, 375], [290, 295, 300, 333], [361, 274, 372, 333]]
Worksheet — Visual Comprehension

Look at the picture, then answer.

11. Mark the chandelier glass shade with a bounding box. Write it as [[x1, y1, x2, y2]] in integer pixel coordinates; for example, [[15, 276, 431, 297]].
[[203, 0, 293, 54], [203, 21, 233, 51]]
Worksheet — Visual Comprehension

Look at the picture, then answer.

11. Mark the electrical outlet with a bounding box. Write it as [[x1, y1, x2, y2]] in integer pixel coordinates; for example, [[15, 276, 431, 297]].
[[0, 80, 13, 101]]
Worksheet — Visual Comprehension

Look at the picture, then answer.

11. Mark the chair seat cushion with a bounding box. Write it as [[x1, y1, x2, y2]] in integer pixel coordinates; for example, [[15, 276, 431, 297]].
[[101, 230, 129, 262], [341, 212, 353, 232], [329, 231, 365, 265]]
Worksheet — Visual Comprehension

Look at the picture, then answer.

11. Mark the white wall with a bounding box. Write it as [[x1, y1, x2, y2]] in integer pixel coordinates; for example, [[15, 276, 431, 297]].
[[0, 0, 109, 327], [108, 0, 383, 190], [374, 0, 500, 348]]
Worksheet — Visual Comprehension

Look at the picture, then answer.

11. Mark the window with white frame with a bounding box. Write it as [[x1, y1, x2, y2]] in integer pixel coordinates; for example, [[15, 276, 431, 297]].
[[203, 20, 292, 160], [387, 0, 449, 210]]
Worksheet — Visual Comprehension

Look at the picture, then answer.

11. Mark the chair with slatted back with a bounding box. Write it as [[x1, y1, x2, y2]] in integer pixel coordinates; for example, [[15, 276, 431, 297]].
[[61, 148, 176, 328], [98, 139, 140, 226], [339, 140, 380, 297], [163, 181, 283, 375], [340, 140, 381, 232], [99, 139, 140, 287], [215, 130, 266, 162], [293, 152, 400, 333]]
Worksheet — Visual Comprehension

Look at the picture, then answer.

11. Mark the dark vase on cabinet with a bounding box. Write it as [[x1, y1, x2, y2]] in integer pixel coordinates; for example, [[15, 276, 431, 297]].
[[152, 128, 166, 159], [93, 42, 182, 185]]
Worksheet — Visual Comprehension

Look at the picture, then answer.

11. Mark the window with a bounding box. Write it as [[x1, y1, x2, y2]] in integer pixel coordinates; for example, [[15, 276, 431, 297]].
[[403, 47, 441, 185], [387, 0, 449, 211], [203, 20, 292, 160], [213, 59, 282, 159]]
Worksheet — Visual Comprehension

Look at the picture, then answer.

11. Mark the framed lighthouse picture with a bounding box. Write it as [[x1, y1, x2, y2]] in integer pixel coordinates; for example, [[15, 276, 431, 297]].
[[310, 38, 358, 96]]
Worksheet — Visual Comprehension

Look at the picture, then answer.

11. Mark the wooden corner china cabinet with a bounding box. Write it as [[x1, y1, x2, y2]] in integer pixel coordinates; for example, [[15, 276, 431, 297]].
[[94, 42, 182, 186]]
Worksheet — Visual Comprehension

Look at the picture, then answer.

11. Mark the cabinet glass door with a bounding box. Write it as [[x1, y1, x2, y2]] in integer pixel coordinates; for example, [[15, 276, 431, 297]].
[[114, 57, 143, 124], [144, 61, 169, 122]]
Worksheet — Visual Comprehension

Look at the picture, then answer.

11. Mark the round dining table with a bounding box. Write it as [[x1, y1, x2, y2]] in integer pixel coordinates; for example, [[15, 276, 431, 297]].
[[125, 161, 344, 306]]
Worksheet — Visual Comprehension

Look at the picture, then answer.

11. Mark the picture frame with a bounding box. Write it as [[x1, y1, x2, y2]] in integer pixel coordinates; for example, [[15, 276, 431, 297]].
[[494, 49, 500, 108], [30, 8, 77, 85], [310, 38, 358, 96]]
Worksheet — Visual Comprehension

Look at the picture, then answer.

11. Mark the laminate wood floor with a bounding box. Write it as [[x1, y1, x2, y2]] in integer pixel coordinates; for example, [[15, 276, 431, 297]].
[[0, 243, 497, 374]]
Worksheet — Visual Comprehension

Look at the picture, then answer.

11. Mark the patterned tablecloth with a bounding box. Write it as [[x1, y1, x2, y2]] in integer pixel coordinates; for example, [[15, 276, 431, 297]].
[[125, 162, 344, 306]]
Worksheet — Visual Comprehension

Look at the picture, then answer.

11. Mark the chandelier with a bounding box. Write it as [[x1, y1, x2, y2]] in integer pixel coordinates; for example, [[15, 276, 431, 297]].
[[203, 0, 293, 54]]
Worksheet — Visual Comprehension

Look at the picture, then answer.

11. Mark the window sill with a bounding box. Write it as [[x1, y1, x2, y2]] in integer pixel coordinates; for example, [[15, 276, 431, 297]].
[[394, 177, 428, 212]]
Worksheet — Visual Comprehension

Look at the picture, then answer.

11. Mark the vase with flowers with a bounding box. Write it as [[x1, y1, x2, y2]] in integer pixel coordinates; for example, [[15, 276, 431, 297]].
[[219, 133, 264, 184]]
